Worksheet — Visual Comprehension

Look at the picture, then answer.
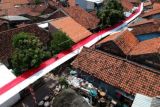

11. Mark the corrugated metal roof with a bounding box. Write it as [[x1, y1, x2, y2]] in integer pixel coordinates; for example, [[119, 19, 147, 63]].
[[132, 94, 152, 107], [0, 16, 30, 21]]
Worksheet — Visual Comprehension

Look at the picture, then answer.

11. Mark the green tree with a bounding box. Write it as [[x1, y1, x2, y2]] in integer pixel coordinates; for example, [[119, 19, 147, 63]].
[[11, 32, 50, 75], [97, 0, 125, 29], [50, 30, 74, 55], [34, 0, 41, 5]]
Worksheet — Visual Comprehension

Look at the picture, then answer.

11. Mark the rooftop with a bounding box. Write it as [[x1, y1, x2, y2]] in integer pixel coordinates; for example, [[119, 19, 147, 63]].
[[49, 16, 92, 43], [71, 47, 160, 97], [62, 6, 100, 30], [128, 19, 160, 27], [142, 8, 160, 18], [120, 0, 133, 11], [0, 1, 57, 16], [131, 21, 160, 35], [97, 30, 139, 55], [153, 2, 160, 9], [129, 0, 140, 4], [144, 1, 152, 7], [130, 37, 160, 55]]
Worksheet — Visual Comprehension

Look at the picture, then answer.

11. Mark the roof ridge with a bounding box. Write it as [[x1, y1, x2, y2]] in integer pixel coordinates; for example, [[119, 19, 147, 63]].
[[0, 23, 33, 34]]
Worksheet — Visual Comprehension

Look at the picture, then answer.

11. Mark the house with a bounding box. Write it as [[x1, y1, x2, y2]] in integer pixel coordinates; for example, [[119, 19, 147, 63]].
[[132, 94, 160, 107], [141, 8, 160, 19], [129, 37, 160, 68], [95, 29, 160, 69], [153, 2, 160, 9], [120, 0, 134, 11], [71, 47, 160, 98], [0, 24, 50, 66], [129, 19, 160, 40], [96, 30, 139, 57], [0, 0, 56, 17], [143, 1, 153, 11], [49, 16, 92, 43], [62, 6, 100, 30]]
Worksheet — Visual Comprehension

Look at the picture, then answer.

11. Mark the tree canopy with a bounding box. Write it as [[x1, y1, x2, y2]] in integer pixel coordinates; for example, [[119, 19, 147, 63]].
[[50, 30, 74, 55], [97, 0, 125, 29], [11, 32, 50, 75]]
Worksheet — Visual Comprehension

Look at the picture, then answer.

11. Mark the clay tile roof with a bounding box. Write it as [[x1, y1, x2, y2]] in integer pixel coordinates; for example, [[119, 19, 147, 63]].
[[131, 20, 160, 35], [142, 8, 160, 18], [0, 24, 50, 65], [130, 37, 160, 55], [0, 1, 55, 16], [120, 0, 133, 11], [153, 2, 160, 9], [144, 1, 152, 7], [0, 0, 29, 9], [49, 16, 92, 43], [129, 19, 160, 27], [71, 47, 160, 97], [129, 0, 140, 3], [68, 0, 76, 6], [63, 6, 100, 30], [12, 0, 30, 5], [97, 30, 139, 54]]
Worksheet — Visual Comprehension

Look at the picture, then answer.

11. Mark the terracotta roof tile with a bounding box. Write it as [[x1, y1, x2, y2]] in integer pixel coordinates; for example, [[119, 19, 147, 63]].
[[12, 0, 30, 5], [129, 0, 140, 3], [0, 24, 50, 65], [129, 19, 160, 27], [144, 1, 152, 7], [68, 0, 76, 6], [131, 21, 160, 35], [0, 1, 56, 16], [120, 0, 133, 11], [97, 30, 139, 54], [142, 8, 160, 18], [49, 16, 92, 43], [153, 2, 160, 9], [63, 6, 100, 29], [130, 37, 160, 55], [71, 48, 160, 97]]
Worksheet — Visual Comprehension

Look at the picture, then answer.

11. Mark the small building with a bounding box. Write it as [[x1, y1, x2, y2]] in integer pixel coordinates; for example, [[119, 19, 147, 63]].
[[49, 16, 92, 43], [129, 18, 160, 41], [96, 30, 139, 57], [129, 37, 160, 69], [0, 63, 20, 107], [71, 47, 160, 106], [95, 29, 160, 69], [153, 2, 160, 10], [142, 8, 160, 19], [143, 1, 153, 11]]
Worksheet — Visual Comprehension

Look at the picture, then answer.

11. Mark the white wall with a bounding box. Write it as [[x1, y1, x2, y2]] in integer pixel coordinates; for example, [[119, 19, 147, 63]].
[[0, 94, 20, 107], [0, 64, 20, 107]]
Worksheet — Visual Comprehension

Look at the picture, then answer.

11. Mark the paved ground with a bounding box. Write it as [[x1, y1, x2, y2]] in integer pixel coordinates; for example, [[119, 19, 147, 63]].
[[13, 73, 58, 107]]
